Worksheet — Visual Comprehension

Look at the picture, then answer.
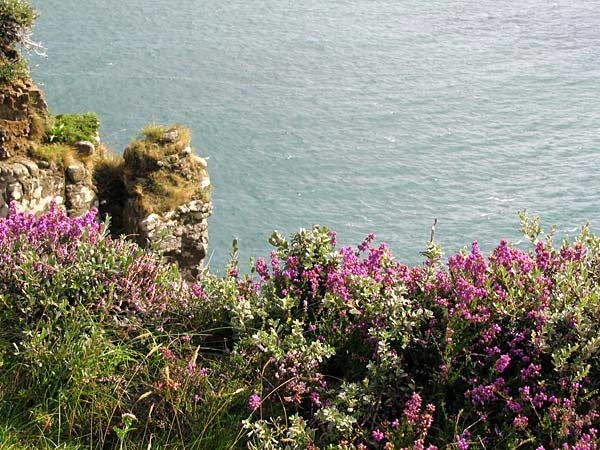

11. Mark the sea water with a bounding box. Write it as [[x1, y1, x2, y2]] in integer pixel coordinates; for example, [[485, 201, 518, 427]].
[[30, 0, 600, 270]]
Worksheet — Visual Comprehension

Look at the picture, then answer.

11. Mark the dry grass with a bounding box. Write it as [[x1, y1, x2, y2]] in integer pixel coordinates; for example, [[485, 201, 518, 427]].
[[121, 123, 209, 215], [134, 170, 211, 215], [123, 124, 191, 172], [29, 143, 77, 168], [28, 111, 49, 143], [141, 123, 190, 147]]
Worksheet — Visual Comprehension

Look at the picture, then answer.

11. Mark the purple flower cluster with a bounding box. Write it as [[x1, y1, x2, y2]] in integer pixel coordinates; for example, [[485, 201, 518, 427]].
[[0, 201, 186, 324], [2, 205, 598, 449], [238, 225, 599, 449]]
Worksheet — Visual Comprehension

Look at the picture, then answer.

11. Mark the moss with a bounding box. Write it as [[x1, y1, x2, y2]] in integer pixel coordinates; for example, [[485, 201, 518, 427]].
[[46, 113, 100, 144]]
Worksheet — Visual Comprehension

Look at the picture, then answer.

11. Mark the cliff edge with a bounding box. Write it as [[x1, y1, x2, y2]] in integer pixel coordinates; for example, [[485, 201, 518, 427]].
[[0, 79, 212, 278]]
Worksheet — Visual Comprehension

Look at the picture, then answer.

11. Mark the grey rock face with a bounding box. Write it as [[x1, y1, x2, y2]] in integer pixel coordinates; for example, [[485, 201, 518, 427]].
[[130, 199, 212, 279], [0, 157, 66, 218], [0, 155, 98, 219]]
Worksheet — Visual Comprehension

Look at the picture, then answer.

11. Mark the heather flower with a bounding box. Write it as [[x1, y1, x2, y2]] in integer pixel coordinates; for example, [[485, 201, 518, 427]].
[[494, 354, 511, 373], [513, 415, 529, 430], [255, 257, 269, 280], [249, 391, 261, 411], [456, 435, 469, 450], [404, 392, 422, 425], [372, 429, 385, 442]]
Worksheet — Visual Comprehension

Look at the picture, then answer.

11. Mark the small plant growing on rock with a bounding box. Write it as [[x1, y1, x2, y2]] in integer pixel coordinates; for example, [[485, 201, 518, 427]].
[[0, 0, 37, 85], [46, 112, 100, 144]]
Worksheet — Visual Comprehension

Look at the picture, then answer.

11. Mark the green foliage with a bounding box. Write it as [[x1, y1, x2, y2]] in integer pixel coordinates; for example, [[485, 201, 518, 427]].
[[0, 207, 598, 448], [0, 0, 36, 51], [0, 55, 28, 85], [0, 0, 36, 85], [46, 113, 100, 144]]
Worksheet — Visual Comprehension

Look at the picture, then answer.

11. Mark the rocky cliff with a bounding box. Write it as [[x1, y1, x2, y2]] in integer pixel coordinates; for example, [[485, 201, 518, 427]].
[[0, 78, 48, 159], [0, 79, 98, 217], [120, 124, 212, 279], [0, 80, 212, 278]]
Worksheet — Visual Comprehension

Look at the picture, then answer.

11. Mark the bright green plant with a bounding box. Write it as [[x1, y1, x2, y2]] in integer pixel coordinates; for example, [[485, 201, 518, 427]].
[[46, 113, 100, 144]]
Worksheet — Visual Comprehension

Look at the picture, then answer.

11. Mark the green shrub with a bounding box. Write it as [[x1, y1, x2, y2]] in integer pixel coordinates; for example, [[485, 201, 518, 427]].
[[0, 55, 28, 85], [0, 0, 36, 52], [0, 203, 598, 449], [46, 113, 100, 144]]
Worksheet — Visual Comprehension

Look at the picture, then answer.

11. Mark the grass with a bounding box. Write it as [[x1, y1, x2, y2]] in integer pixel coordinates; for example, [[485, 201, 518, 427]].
[[0, 56, 29, 86], [28, 111, 49, 143], [124, 125, 191, 170], [122, 124, 210, 215], [28, 142, 100, 169], [138, 171, 210, 215], [141, 124, 190, 148], [46, 113, 100, 145], [28, 143, 77, 168]]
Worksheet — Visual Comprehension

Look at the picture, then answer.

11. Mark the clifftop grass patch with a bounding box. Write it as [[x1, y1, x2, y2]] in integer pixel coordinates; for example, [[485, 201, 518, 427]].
[[46, 112, 100, 144], [123, 124, 210, 214], [26, 112, 101, 167]]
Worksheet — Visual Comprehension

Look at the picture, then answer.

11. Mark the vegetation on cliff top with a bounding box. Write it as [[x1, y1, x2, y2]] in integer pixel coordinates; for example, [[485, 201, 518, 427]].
[[46, 112, 100, 144], [123, 124, 211, 214], [0, 0, 37, 85], [1, 2, 597, 448], [0, 205, 598, 449]]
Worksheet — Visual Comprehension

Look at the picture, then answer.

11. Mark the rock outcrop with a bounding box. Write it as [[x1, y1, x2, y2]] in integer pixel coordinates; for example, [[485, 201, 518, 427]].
[[0, 153, 99, 219], [0, 78, 49, 159], [120, 125, 212, 279], [0, 156, 64, 217], [0, 80, 98, 218], [1, 80, 212, 278]]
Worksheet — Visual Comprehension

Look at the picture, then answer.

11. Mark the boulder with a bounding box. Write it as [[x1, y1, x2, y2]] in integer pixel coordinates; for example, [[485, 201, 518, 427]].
[[75, 140, 96, 156]]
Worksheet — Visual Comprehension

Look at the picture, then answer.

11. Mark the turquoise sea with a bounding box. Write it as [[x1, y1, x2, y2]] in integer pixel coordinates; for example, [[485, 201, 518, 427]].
[[30, 0, 600, 270]]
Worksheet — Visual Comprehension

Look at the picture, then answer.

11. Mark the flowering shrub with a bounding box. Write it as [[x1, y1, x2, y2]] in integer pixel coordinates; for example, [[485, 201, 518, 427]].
[[209, 222, 599, 449], [0, 201, 182, 324], [0, 202, 236, 447], [0, 204, 598, 449]]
